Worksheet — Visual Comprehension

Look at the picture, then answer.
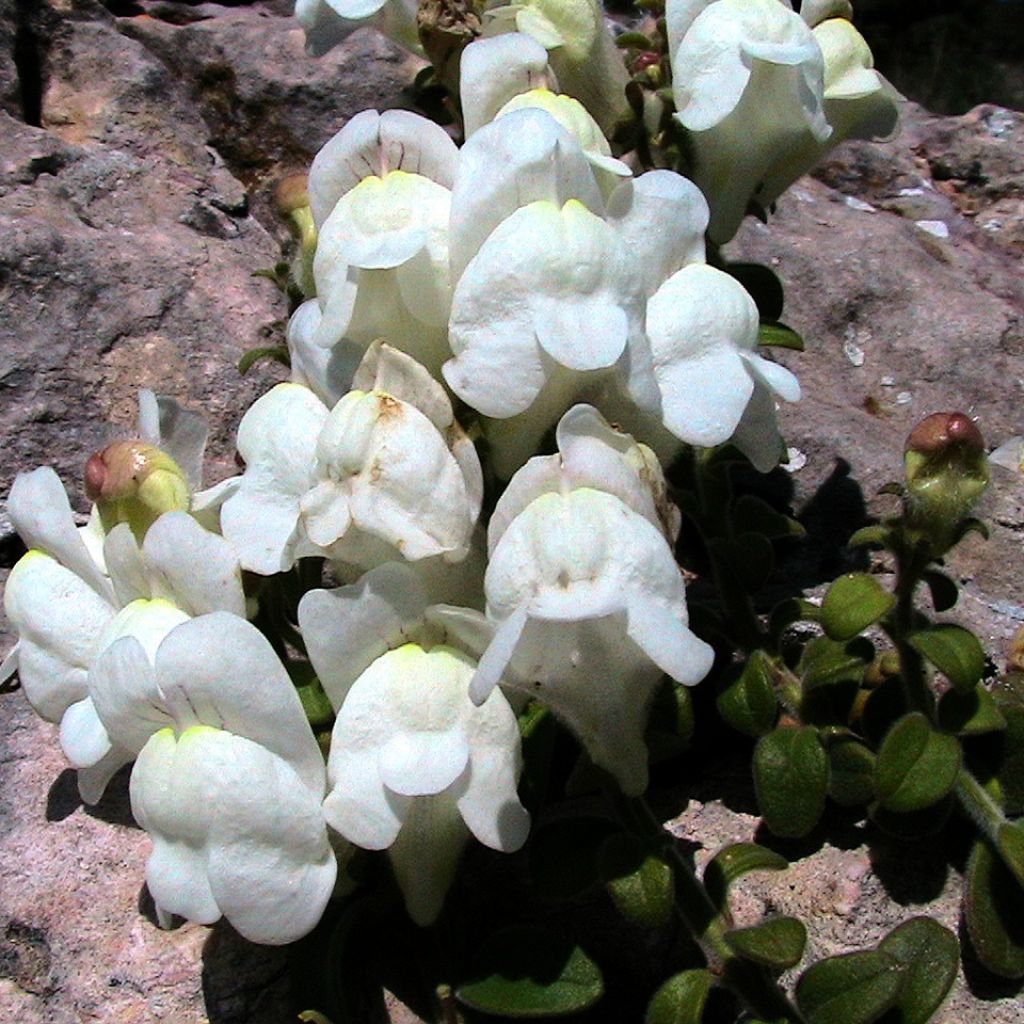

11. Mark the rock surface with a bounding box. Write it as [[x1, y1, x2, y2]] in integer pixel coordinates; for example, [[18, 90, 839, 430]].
[[0, 3, 1022, 1023]]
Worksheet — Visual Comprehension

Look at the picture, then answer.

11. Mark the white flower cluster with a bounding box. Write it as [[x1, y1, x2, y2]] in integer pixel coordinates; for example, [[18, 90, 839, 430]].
[[1, 0, 897, 946]]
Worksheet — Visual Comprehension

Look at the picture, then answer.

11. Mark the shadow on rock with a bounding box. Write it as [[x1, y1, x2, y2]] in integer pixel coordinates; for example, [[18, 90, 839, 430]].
[[46, 764, 138, 828], [202, 921, 294, 1024]]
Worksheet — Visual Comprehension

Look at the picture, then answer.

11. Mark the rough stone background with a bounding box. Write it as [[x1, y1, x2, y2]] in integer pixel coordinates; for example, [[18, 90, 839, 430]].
[[0, 2, 1022, 1022]]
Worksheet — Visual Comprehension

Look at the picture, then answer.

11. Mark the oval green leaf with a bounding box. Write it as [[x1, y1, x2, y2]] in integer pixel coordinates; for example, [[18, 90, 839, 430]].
[[827, 735, 877, 807], [703, 843, 789, 913], [908, 624, 986, 693], [796, 950, 902, 1024], [997, 822, 1024, 891], [964, 838, 1024, 978], [717, 651, 778, 738], [922, 570, 959, 612], [876, 917, 959, 1024], [937, 687, 1006, 736], [875, 713, 962, 813], [821, 573, 895, 642], [725, 916, 807, 970], [754, 726, 830, 838], [456, 927, 604, 1018], [758, 321, 805, 351], [599, 833, 675, 929], [644, 969, 714, 1024]]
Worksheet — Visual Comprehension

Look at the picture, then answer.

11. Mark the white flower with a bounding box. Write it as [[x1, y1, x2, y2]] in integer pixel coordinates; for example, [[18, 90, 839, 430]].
[[299, 563, 528, 925], [2, 468, 245, 802], [90, 612, 337, 944], [670, 0, 830, 243], [294, 0, 421, 58], [469, 411, 714, 796], [307, 109, 458, 379], [669, 0, 898, 244], [219, 344, 482, 575], [483, 0, 630, 134]]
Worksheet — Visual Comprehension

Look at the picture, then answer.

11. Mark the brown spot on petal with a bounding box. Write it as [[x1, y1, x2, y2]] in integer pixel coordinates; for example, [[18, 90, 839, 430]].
[[376, 394, 404, 420]]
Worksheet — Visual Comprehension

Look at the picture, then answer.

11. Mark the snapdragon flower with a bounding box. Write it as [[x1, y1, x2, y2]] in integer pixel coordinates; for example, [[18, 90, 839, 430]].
[[2, 467, 245, 802], [668, 0, 897, 243], [482, 0, 630, 134], [89, 612, 337, 944], [219, 343, 482, 575], [294, 0, 421, 58], [299, 563, 529, 924], [469, 408, 714, 795], [308, 108, 458, 378]]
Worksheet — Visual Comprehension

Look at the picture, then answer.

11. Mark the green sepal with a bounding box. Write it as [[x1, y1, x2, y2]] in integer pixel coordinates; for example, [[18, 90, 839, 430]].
[[703, 842, 789, 914], [455, 927, 604, 1018], [758, 321, 805, 351], [874, 712, 962, 812], [825, 732, 877, 807], [716, 651, 778, 737], [922, 570, 959, 612], [644, 970, 714, 1024], [238, 344, 290, 375], [295, 677, 335, 729], [953, 516, 990, 543], [599, 833, 675, 929], [724, 916, 806, 970], [909, 624, 986, 693], [937, 686, 1006, 736], [821, 574, 896, 643], [732, 494, 804, 540], [795, 950, 902, 1024], [754, 726, 830, 839], [847, 524, 892, 549], [964, 837, 1024, 978], [725, 262, 785, 320], [875, 917, 959, 1024], [528, 816, 620, 903]]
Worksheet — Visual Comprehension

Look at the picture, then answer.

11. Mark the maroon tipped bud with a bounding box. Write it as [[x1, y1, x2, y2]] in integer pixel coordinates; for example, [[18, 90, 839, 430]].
[[905, 412, 984, 458]]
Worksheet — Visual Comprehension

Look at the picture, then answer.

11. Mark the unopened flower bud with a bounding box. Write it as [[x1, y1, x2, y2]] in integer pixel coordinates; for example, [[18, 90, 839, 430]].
[[904, 412, 989, 552], [85, 440, 190, 541], [1008, 625, 1024, 676], [275, 173, 317, 297]]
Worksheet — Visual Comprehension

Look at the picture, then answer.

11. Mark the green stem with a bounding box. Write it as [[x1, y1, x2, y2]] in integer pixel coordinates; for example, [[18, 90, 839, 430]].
[[955, 769, 1007, 848], [617, 795, 806, 1023], [889, 540, 934, 720]]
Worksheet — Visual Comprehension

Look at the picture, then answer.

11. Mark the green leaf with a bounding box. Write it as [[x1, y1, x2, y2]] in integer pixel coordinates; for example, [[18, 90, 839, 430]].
[[964, 837, 1024, 978], [732, 495, 804, 540], [296, 678, 335, 729], [757, 321, 805, 351], [716, 651, 778, 737], [615, 30, 654, 48], [647, 679, 695, 762], [997, 822, 1024, 891], [821, 574, 895, 642], [859, 675, 908, 748], [238, 344, 290, 375], [703, 843, 789, 913], [725, 916, 807, 970], [995, 705, 1024, 815], [725, 262, 785, 320], [754, 727, 830, 838], [847, 524, 892, 549], [796, 950, 902, 1024], [528, 816, 620, 903], [644, 970, 714, 1024], [826, 734, 877, 807], [909, 624, 986, 693], [875, 918, 959, 1024], [599, 833, 675, 929], [937, 686, 1006, 735], [456, 927, 604, 1018], [875, 713, 962, 813], [799, 636, 873, 726], [922, 570, 959, 612]]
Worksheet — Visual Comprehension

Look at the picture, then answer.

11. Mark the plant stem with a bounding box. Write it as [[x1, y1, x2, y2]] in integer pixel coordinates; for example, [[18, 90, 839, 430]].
[[889, 539, 934, 720], [955, 769, 1007, 848], [616, 794, 806, 1023]]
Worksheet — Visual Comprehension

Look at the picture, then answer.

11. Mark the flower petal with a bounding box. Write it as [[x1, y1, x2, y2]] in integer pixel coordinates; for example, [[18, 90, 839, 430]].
[[379, 731, 471, 797], [460, 33, 552, 137]]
